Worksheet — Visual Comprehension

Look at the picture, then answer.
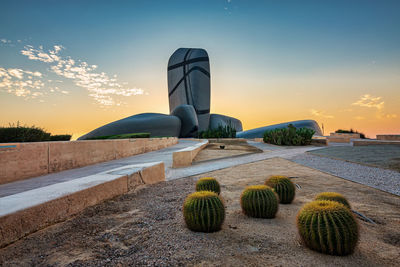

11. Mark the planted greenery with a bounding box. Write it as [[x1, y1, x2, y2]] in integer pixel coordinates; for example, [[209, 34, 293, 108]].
[[240, 185, 279, 218], [297, 200, 359, 256], [196, 177, 221, 195], [183, 191, 225, 232], [49, 135, 72, 141], [0, 122, 71, 143], [86, 132, 151, 140], [314, 192, 351, 209], [265, 175, 296, 204], [198, 122, 236, 139], [263, 124, 315, 146]]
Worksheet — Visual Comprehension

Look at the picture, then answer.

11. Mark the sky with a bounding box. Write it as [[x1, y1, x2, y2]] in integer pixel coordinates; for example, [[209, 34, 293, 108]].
[[0, 0, 399, 139]]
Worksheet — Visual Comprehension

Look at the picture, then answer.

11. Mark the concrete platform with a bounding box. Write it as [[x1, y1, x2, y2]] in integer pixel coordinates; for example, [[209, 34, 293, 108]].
[[0, 139, 201, 248], [172, 140, 208, 167], [0, 162, 165, 248]]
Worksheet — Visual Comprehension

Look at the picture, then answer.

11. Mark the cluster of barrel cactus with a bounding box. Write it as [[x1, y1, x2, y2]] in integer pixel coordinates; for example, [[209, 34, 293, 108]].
[[183, 175, 359, 257], [195, 177, 221, 195], [183, 177, 225, 232], [240, 185, 279, 218], [265, 175, 296, 204]]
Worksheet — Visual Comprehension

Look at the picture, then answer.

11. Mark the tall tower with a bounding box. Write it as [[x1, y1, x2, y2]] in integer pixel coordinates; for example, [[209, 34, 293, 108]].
[[167, 48, 211, 131]]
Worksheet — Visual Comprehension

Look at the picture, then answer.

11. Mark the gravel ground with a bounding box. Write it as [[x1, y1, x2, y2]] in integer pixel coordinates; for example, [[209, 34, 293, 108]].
[[308, 145, 400, 172], [288, 153, 400, 196], [1, 158, 399, 266]]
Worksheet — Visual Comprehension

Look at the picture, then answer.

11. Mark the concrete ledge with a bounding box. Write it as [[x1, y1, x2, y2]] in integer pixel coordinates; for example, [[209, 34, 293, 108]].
[[0, 162, 165, 248], [0, 137, 177, 185], [377, 135, 400, 141], [327, 133, 361, 143], [353, 140, 400, 146], [311, 137, 328, 146], [172, 140, 208, 168], [330, 133, 361, 138]]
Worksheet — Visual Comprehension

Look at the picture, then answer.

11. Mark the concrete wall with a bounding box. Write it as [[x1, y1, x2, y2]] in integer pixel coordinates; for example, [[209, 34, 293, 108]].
[[0, 162, 165, 248], [172, 140, 208, 168], [376, 135, 400, 141], [330, 133, 361, 138], [353, 140, 400, 146], [327, 133, 360, 143], [0, 138, 177, 185]]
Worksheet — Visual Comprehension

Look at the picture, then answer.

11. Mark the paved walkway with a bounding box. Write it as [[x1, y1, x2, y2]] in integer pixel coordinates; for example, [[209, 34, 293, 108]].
[[0, 140, 199, 198], [166, 145, 320, 180]]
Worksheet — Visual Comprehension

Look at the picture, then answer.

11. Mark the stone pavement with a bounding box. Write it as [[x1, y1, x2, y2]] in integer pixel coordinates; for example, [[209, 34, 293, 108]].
[[166, 145, 320, 180], [0, 140, 199, 198]]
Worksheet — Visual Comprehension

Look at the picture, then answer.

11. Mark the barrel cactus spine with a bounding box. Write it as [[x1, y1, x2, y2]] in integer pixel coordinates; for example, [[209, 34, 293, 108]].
[[183, 191, 225, 232], [314, 192, 351, 209], [297, 200, 359, 256], [265, 175, 296, 204], [196, 177, 221, 195], [240, 185, 279, 218]]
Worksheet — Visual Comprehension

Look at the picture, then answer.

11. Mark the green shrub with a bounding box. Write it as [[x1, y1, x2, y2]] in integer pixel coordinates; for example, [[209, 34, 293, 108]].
[[297, 200, 359, 255], [0, 122, 51, 143], [0, 122, 72, 143], [49, 135, 72, 141], [87, 132, 150, 140], [198, 122, 236, 139], [240, 185, 279, 218], [263, 124, 315, 146], [196, 177, 221, 195], [335, 129, 366, 139], [265, 175, 296, 204], [314, 192, 351, 209], [183, 191, 225, 232]]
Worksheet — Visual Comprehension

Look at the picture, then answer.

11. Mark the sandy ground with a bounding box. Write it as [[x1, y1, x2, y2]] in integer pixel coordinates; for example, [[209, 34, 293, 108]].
[[309, 145, 400, 172], [0, 158, 399, 266], [193, 140, 263, 162]]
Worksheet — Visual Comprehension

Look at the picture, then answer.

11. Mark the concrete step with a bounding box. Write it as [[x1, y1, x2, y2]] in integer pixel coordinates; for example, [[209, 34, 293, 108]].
[[0, 162, 164, 248]]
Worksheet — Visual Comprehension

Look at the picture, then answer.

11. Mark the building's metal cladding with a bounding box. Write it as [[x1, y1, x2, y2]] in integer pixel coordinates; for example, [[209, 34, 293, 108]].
[[168, 48, 210, 132]]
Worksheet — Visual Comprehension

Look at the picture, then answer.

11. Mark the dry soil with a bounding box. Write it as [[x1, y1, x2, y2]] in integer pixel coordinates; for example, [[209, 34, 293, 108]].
[[0, 157, 399, 266]]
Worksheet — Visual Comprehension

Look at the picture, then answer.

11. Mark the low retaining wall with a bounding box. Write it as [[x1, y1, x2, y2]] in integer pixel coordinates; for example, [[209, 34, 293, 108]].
[[377, 135, 400, 141], [172, 140, 208, 168], [353, 140, 400, 146], [0, 162, 165, 248], [0, 137, 177, 185], [330, 133, 361, 138], [311, 137, 328, 146], [327, 133, 360, 143]]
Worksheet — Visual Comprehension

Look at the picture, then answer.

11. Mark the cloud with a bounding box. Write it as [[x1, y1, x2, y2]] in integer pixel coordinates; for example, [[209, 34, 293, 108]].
[[354, 116, 365, 120], [21, 45, 62, 63], [310, 109, 334, 119], [352, 94, 398, 120], [352, 94, 384, 110], [21, 44, 143, 106], [376, 113, 397, 119], [0, 39, 11, 44], [0, 67, 44, 98]]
